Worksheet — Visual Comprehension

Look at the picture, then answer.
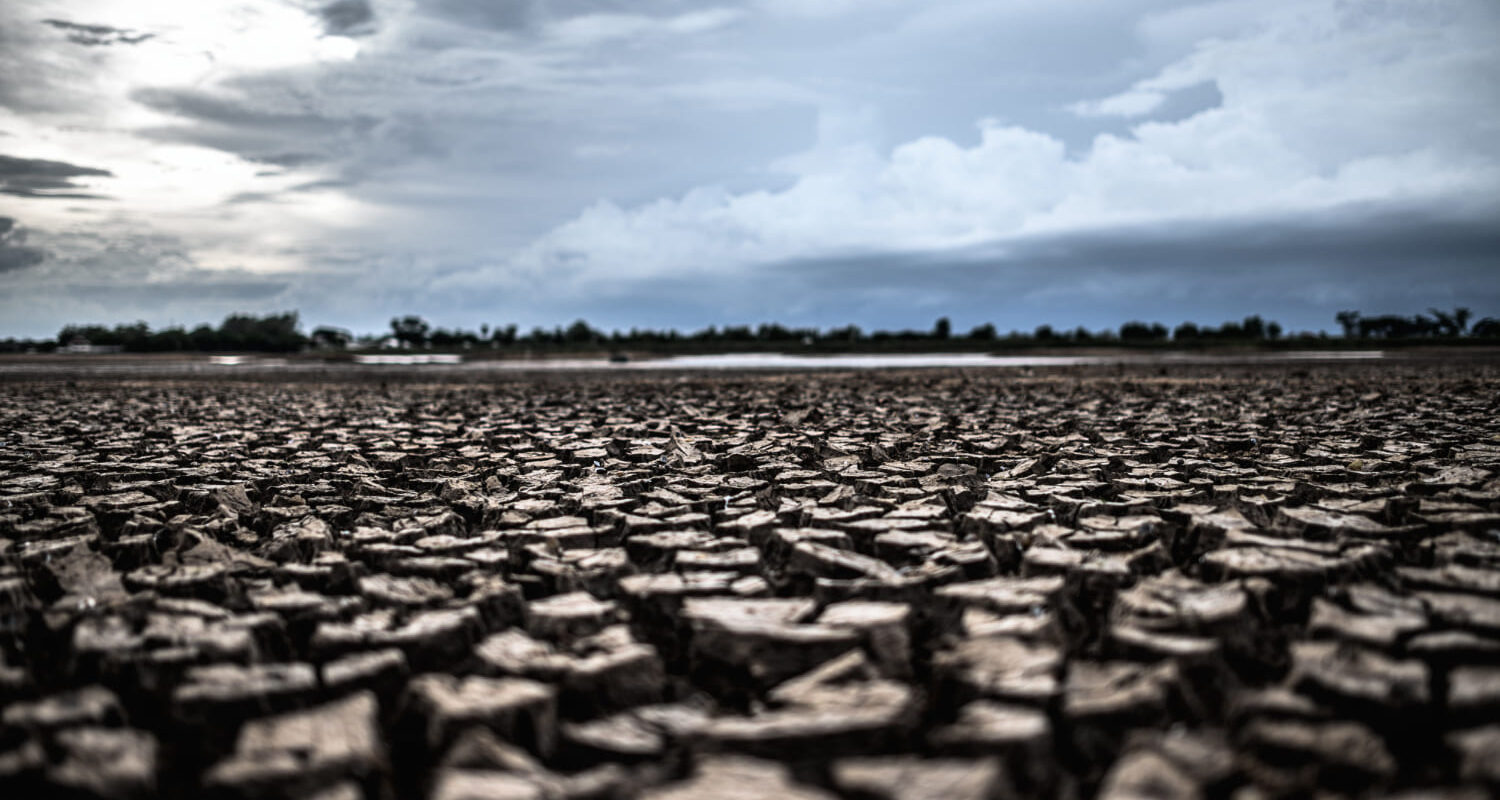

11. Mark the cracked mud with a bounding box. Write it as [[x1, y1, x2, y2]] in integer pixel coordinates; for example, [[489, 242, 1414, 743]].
[[2, 362, 1498, 799]]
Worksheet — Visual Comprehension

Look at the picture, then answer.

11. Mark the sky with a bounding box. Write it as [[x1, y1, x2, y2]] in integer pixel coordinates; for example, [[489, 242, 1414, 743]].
[[2, 0, 1498, 339]]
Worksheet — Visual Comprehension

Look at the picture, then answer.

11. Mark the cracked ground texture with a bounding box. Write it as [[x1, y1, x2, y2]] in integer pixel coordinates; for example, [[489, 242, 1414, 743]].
[[1, 361, 1498, 799]]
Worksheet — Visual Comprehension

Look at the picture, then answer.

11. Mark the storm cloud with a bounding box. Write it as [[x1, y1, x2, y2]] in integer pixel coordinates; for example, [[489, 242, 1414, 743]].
[[315, 0, 375, 37], [0, 0, 1497, 337], [0, 217, 47, 273], [40, 18, 153, 46], [0, 154, 112, 199]]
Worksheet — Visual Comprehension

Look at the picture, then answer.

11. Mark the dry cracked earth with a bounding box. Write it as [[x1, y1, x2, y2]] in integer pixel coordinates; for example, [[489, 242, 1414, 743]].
[[2, 363, 1499, 800]]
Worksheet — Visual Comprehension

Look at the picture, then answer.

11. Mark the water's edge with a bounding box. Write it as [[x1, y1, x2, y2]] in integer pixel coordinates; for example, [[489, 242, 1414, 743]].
[[0, 350, 1389, 376]]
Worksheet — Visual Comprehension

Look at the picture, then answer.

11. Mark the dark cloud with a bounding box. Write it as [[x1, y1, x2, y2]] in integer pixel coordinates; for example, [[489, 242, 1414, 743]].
[[0, 217, 46, 273], [224, 191, 276, 205], [246, 152, 326, 168], [419, 0, 534, 32], [0, 154, 112, 199], [41, 19, 154, 46], [754, 202, 1500, 332], [318, 0, 377, 37], [480, 201, 1497, 338], [224, 179, 352, 205], [131, 87, 361, 130], [417, 0, 690, 33], [131, 87, 377, 164], [291, 178, 354, 192], [1150, 81, 1223, 124], [63, 280, 291, 303]]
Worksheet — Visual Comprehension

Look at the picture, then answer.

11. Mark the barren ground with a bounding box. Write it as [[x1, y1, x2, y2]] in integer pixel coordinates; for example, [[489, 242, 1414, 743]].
[[2, 361, 1498, 799]]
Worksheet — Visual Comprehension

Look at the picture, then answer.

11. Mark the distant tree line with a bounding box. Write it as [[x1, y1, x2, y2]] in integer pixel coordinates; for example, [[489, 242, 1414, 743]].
[[48, 312, 310, 353], [0, 307, 1495, 354], [1334, 308, 1495, 339], [366, 309, 1491, 352]]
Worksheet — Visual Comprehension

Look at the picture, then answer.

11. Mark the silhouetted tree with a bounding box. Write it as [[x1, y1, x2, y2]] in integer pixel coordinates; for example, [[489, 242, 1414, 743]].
[[311, 326, 351, 349], [390, 315, 430, 348], [1472, 318, 1500, 338], [967, 323, 997, 341], [1336, 310, 1361, 338], [189, 324, 217, 351], [932, 317, 951, 340], [1429, 307, 1472, 337], [830, 324, 862, 343], [1120, 321, 1167, 341], [565, 319, 601, 344]]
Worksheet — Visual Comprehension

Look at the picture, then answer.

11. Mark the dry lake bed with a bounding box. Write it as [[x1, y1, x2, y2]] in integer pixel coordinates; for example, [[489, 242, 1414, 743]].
[[2, 358, 1499, 798]]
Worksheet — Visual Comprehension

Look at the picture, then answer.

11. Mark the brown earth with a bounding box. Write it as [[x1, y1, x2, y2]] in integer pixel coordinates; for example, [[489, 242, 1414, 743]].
[[1, 361, 1498, 799]]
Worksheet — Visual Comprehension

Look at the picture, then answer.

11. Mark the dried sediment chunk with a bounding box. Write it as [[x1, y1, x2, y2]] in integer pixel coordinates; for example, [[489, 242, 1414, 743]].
[[817, 600, 913, 679], [683, 650, 919, 757], [43, 727, 158, 799], [358, 574, 453, 609], [1095, 750, 1199, 800], [2, 685, 125, 736], [1415, 591, 1500, 636], [639, 756, 838, 800], [310, 607, 483, 670], [1063, 660, 1180, 725], [933, 575, 1066, 631], [203, 692, 385, 799], [524, 591, 619, 644], [1107, 728, 1238, 799], [321, 648, 409, 701], [122, 563, 238, 602], [1447, 666, 1500, 722], [783, 540, 905, 583], [560, 702, 710, 762], [1287, 641, 1429, 715], [1275, 506, 1426, 542], [259, 516, 335, 563], [832, 756, 1004, 800], [172, 663, 320, 726], [1240, 719, 1397, 793], [1307, 590, 1427, 650], [933, 636, 1063, 706], [1398, 564, 1500, 596], [1448, 725, 1500, 785], [1111, 573, 1250, 634], [685, 603, 861, 695], [693, 695, 916, 759], [401, 674, 557, 758], [927, 700, 1052, 791], [1198, 541, 1387, 588], [476, 625, 664, 717]]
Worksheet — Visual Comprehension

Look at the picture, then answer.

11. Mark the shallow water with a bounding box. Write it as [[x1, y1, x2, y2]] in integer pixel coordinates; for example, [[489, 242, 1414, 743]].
[[617, 350, 1386, 370], [0, 349, 1387, 376]]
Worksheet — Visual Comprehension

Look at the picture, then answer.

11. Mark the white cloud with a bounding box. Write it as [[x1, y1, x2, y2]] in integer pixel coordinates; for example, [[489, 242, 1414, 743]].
[[542, 7, 744, 48], [455, 0, 1499, 294], [1068, 89, 1167, 118]]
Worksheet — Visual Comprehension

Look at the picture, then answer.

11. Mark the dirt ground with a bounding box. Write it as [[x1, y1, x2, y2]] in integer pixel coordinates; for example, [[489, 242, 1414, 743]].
[[1, 360, 1498, 798]]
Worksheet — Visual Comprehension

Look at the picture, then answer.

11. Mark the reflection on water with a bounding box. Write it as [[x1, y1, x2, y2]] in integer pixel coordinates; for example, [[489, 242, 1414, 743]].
[[0, 350, 1388, 376], [355, 354, 463, 365], [641, 351, 1386, 369]]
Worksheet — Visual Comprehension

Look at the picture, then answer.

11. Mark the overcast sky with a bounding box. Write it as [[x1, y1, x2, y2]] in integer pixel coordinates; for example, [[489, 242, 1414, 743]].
[[2, 0, 1497, 338]]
